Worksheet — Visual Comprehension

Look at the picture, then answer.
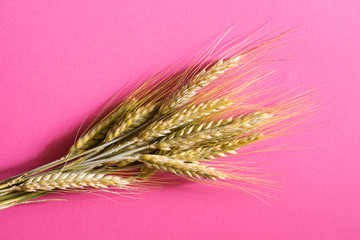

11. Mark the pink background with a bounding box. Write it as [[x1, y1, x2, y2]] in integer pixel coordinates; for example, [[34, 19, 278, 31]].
[[0, 0, 359, 239]]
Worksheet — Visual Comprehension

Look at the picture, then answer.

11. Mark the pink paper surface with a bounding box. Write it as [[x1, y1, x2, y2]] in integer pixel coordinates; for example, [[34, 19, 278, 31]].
[[0, 1, 359, 239]]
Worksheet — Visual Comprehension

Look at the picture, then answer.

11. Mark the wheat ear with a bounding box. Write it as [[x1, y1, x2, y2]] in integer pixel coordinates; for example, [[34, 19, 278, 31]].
[[169, 132, 264, 160], [139, 155, 226, 181], [158, 117, 235, 143], [151, 112, 272, 151], [10, 172, 129, 192], [105, 103, 159, 142], [138, 98, 232, 141], [67, 99, 138, 155], [160, 56, 240, 114], [151, 117, 236, 151]]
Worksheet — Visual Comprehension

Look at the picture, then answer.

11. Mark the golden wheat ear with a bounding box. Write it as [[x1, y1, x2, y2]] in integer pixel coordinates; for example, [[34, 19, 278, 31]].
[[0, 27, 315, 209]]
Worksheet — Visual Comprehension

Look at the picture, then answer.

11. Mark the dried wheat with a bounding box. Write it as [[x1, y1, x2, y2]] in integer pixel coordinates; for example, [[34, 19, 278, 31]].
[[160, 56, 241, 114], [139, 155, 226, 180], [68, 99, 138, 155], [138, 98, 232, 141], [151, 112, 272, 151], [101, 98, 232, 157], [169, 132, 263, 160], [105, 103, 159, 142], [12, 172, 129, 192]]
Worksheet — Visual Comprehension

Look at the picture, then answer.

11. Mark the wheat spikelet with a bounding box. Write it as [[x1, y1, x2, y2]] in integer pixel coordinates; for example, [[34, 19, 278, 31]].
[[13, 172, 129, 192], [139, 155, 226, 181], [67, 99, 138, 155], [169, 132, 264, 160], [160, 56, 241, 114], [105, 103, 159, 142]]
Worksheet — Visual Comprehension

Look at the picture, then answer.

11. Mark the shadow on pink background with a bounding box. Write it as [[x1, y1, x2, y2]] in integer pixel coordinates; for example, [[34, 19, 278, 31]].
[[0, 1, 359, 239]]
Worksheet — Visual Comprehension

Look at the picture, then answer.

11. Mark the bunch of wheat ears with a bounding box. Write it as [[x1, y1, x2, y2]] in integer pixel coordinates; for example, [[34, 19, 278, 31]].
[[0, 28, 313, 209]]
